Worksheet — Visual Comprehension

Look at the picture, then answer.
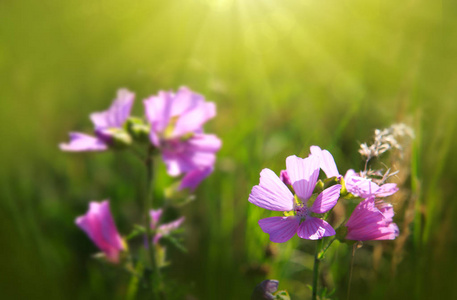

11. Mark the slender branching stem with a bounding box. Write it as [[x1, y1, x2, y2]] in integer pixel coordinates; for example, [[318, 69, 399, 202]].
[[347, 242, 360, 300], [363, 156, 372, 174], [318, 237, 337, 260]]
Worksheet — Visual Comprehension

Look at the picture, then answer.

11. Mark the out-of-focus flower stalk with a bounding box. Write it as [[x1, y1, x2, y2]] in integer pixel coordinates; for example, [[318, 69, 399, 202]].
[[144, 146, 164, 299]]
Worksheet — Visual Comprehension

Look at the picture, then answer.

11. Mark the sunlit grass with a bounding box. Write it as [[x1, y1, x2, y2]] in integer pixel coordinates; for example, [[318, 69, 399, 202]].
[[1, 0, 456, 299]]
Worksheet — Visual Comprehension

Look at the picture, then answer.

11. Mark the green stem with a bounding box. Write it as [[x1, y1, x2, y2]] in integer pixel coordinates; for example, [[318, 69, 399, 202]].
[[144, 146, 164, 299], [347, 242, 360, 300], [312, 239, 323, 300], [318, 237, 337, 260]]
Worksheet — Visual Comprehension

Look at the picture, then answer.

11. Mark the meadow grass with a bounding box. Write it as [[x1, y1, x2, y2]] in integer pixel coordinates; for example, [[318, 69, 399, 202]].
[[1, 0, 456, 299]]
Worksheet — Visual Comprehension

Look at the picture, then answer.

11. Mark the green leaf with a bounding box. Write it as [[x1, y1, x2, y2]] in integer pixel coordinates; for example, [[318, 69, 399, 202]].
[[126, 261, 143, 300], [163, 235, 188, 253], [126, 225, 147, 240]]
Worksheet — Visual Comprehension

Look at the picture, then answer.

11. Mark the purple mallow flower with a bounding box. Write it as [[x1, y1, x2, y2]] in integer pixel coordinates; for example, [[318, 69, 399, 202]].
[[60, 89, 135, 151], [249, 154, 342, 242], [345, 197, 399, 240], [344, 169, 398, 199], [75, 200, 125, 263], [150, 209, 185, 244], [144, 87, 221, 186]]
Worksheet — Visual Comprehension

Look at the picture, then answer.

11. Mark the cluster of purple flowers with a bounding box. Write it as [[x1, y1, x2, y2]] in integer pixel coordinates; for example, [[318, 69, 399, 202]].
[[249, 146, 399, 243], [60, 87, 221, 191], [62, 87, 221, 262]]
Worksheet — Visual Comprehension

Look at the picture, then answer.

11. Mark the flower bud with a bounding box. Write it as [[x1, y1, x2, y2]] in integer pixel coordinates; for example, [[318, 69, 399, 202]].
[[339, 176, 349, 196], [126, 117, 150, 142], [110, 128, 133, 149], [323, 176, 340, 189], [251, 280, 279, 300], [75, 200, 126, 263], [313, 179, 324, 194], [251, 280, 290, 300], [96, 128, 132, 149], [279, 170, 292, 186]]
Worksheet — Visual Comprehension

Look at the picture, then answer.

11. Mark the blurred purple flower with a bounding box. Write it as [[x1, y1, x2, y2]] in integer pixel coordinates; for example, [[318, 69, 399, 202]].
[[345, 197, 399, 240], [150, 209, 185, 244], [249, 153, 342, 242], [344, 169, 398, 199], [144, 87, 221, 187], [60, 89, 134, 151], [251, 279, 279, 300], [75, 200, 125, 263], [179, 167, 214, 191]]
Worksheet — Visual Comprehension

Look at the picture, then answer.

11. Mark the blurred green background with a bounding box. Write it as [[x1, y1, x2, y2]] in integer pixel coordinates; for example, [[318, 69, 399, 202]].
[[1, 0, 456, 299]]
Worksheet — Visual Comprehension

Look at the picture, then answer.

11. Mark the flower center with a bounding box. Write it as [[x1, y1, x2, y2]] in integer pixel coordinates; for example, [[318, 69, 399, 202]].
[[163, 116, 180, 139], [294, 203, 309, 220], [162, 138, 186, 153]]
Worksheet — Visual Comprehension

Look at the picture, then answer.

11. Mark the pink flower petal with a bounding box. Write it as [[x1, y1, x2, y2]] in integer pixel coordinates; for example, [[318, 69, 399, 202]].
[[376, 201, 394, 220], [144, 87, 216, 139], [159, 217, 185, 236], [344, 169, 357, 179], [75, 200, 124, 263], [249, 169, 295, 211], [310, 146, 339, 178], [152, 216, 185, 244], [345, 198, 399, 240], [169, 87, 204, 117], [172, 90, 216, 137], [144, 91, 173, 134], [258, 216, 300, 243], [345, 173, 379, 198], [59, 132, 108, 152], [150, 209, 163, 229], [310, 184, 342, 214], [286, 155, 320, 201], [162, 134, 221, 176], [179, 167, 213, 191], [90, 89, 135, 129], [375, 183, 398, 197], [297, 217, 336, 240]]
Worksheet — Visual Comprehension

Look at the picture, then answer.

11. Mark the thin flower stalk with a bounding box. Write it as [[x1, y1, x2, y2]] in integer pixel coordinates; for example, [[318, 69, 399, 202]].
[[144, 147, 164, 298]]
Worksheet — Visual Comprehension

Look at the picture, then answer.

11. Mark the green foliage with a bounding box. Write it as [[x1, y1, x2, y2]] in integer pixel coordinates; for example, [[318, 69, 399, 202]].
[[1, 0, 457, 299]]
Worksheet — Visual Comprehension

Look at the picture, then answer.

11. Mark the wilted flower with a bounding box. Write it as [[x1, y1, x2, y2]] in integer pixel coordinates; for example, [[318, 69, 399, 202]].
[[150, 209, 185, 244], [60, 89, 134, 151], [344, 169, 398, 199], [358, 123, 414, 159], [143, 87, 221, 186], [75, 200, 125, 263], [345, 197, 399, 241], [249, 153, 342, 242]]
